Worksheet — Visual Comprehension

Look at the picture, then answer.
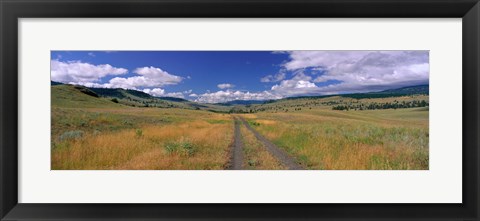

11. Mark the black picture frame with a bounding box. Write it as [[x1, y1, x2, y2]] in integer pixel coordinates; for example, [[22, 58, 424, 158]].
[[1, 0, 479, 220]]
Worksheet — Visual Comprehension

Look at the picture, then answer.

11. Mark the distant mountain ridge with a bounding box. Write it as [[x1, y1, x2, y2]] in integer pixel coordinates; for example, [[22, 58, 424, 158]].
[[278, 84, 429, 101], [342, 84, 429, 99], [158, 97, 189, 102], [51, 81, 428, 106], [51, 83, 231, 112], [51, 81, 64, 86], [376, 84, 429, 95]]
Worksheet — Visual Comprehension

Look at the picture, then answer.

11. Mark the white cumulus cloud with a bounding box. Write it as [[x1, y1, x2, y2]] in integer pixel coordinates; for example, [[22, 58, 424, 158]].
[[142, 88, 165, 97], [51, 60, 128, 83], [142, 88, 185, 99], [281, 51, 429, 93], [270, 73, 320, 97], [134, 66, 183, 85], [197, 51, 429, 103], [164, 92, 185, 98], [260, 72, 286, 82], [195, 90, 281, 103], [105, 66, 182, 89], [68, 65, 184, 91], [217, 83, 235, 89]]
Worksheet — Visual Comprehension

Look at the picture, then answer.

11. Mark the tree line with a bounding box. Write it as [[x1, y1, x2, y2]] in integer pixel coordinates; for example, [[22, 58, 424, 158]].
[[332, 100, 428, 111]]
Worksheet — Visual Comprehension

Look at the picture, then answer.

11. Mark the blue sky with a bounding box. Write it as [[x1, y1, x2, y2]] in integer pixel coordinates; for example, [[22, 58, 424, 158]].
[[51, 51, 429, 103]]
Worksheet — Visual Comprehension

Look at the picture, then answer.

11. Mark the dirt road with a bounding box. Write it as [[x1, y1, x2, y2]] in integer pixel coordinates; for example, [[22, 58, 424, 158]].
[[229, 118, 244, 170], [239, 117, 303, 170]]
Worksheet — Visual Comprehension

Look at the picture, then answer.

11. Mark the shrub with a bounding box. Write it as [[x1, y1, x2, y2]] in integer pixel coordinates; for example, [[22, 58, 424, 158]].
[[164, 142, 178, 154], [164, 138, 196, 156], [58, 130, 84, 142], [135, 129, 143, 138], [122, 120, 133, 126], [93, 130, 101, 136], [248, 159, 258, 167], [111, 98, 119, 103], [250, 121, 260, 126], [79, 120, 88, 127]]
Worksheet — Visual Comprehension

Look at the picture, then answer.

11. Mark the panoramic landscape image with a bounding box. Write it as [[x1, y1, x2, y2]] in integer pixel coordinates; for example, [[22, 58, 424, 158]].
[[51, 50, 429, 170]]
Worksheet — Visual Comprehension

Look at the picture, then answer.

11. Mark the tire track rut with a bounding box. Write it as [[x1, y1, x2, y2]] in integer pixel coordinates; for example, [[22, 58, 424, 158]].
[[229, 118, 243, 170], [239, 117, 303, 170]]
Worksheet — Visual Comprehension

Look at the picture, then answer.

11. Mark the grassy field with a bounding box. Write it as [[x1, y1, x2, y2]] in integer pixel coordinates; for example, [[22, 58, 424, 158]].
[[51, 85, 235, 170], [247, 107, 429, 170], [51, 84, 429, 170], [52, 107, 234, 170]]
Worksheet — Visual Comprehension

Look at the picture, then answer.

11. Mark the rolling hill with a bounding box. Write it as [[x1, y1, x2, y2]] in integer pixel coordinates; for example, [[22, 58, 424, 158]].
[[342, 85, 429, 99], [51, 82, 429, 113], [51, 83, 231, 112], [51, 84, 124, 108]]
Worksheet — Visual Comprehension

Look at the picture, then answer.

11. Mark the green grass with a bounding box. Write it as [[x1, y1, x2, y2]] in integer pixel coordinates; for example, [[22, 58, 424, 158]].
[[52, 85, 125, 108], [206, 119, 230, 124]]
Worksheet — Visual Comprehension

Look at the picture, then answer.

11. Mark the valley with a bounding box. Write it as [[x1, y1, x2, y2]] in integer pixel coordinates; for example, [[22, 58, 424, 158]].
[[51, 83, 429, 170]]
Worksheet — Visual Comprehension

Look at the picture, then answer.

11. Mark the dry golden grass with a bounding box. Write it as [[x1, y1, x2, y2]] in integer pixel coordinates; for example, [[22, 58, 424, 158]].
[[250, 108, 429, 170], [52, 111, 234, 170], [52, 99, 428, 170], [239, 125, 285, 170], [52, 83, 429, 170], [240, 114, 258, 119], [254, 120, 277, 125]]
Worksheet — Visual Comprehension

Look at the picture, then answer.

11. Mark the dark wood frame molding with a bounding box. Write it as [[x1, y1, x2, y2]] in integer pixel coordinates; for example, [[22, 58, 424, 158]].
[[1, 0, 478, 220]]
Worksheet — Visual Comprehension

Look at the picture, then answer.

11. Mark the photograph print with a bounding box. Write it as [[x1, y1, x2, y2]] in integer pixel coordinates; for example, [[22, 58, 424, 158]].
[[51, 51, 429, 170]]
